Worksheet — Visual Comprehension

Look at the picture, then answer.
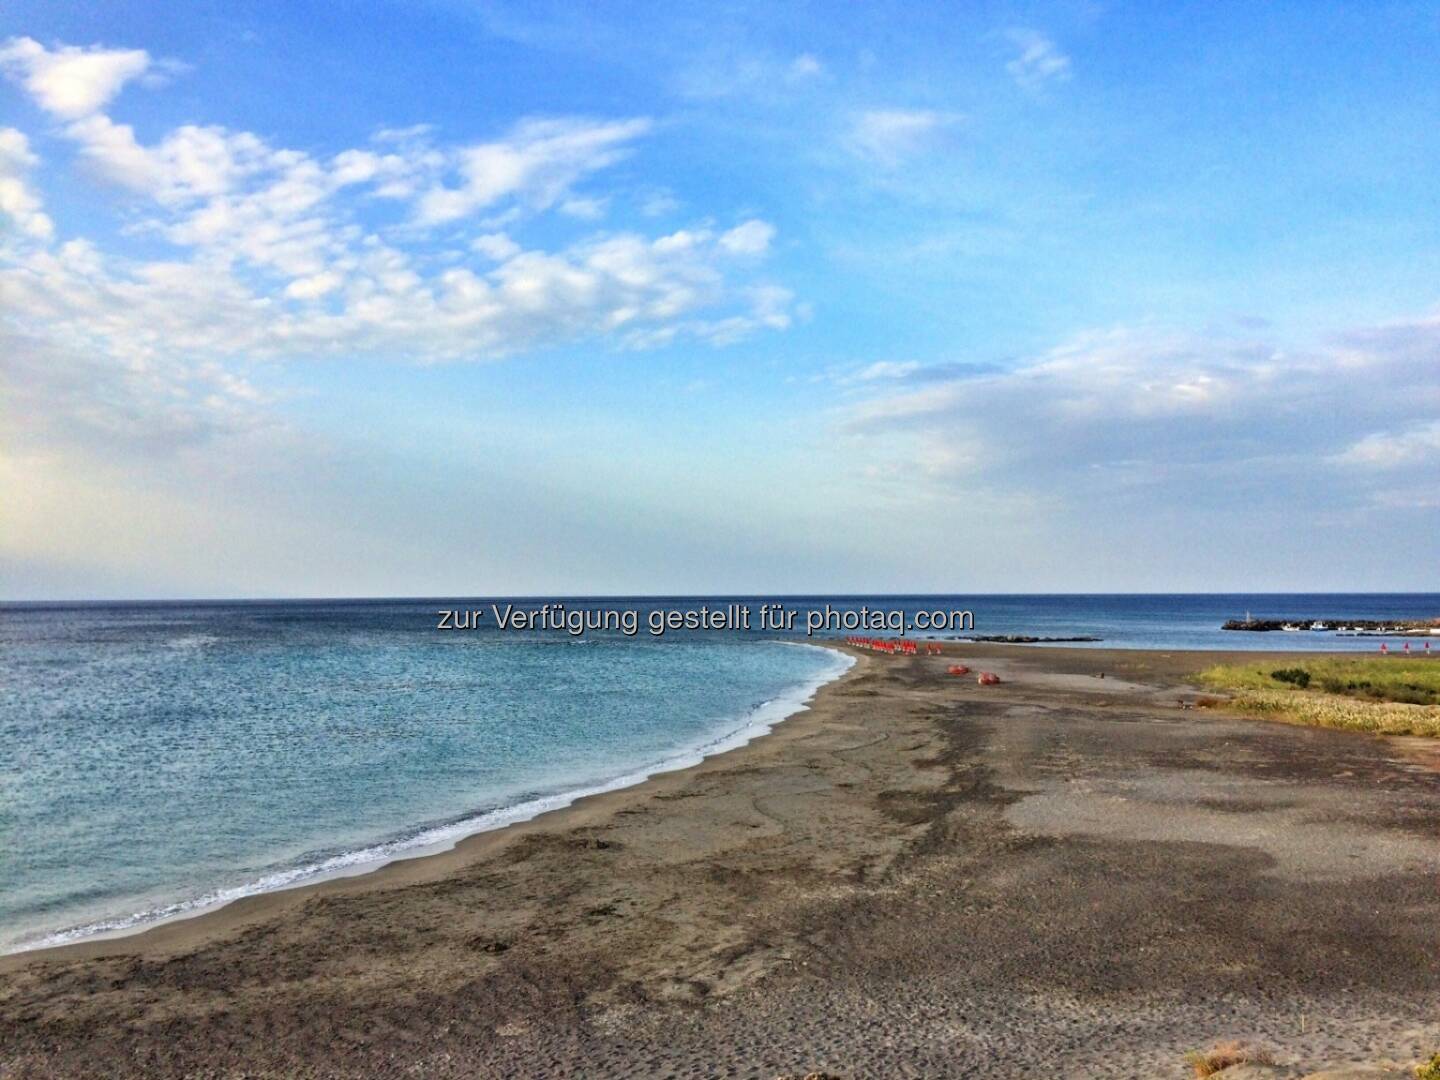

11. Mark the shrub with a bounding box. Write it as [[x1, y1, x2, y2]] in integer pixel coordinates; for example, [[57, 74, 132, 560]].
[[1271, 667, 1311, 688]]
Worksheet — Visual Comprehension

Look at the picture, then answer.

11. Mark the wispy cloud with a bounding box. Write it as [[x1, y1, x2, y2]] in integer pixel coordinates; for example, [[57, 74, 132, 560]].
[[414, 117, 650, 225], [674, 48, 830, 103], [844, 108, 961, 166], [787, 53, 824, 82], [717, 218, 775, 255], [854, 360, 924, 381], [847, 359, 1001, 384], [1333, 419, 1440, 469], [1004, 29, 1071, 92]]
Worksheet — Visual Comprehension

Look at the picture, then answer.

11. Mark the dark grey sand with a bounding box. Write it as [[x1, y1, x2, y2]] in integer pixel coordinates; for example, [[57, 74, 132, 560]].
[[2, 645, 1437, 1078]]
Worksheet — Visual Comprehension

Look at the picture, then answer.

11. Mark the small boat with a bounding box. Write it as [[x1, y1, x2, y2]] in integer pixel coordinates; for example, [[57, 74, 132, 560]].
[[1281, 623, 1301, 632]]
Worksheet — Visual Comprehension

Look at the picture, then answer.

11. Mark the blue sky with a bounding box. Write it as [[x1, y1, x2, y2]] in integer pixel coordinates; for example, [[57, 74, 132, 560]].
[[2, 1, 1438, 598]]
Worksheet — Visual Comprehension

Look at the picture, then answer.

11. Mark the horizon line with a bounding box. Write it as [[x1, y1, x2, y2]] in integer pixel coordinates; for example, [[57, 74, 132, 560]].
[[5, 590, 1440, 606]]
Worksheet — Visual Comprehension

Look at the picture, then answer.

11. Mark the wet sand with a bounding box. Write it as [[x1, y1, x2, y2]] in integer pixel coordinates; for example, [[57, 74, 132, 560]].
[[2, 644, 1438, 1078]]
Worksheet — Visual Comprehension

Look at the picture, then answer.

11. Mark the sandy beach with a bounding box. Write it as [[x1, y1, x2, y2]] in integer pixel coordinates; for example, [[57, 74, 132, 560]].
[[3, 643, 1438, 1078]]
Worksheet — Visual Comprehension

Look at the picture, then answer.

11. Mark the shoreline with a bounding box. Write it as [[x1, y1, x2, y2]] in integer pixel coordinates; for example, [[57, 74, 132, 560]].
[[1, 639, 857, 968], [2, 640, 1405, 969], [4, 641, 1437, 1077]]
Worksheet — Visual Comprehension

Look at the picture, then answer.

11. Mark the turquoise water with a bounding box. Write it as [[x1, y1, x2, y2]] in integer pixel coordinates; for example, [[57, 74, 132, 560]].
[[0, 601, 848, 953]]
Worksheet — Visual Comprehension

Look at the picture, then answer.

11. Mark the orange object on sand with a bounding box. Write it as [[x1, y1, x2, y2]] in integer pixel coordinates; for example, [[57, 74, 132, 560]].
[[977, 672, 1001, 685], [947, 664, 970, 676]]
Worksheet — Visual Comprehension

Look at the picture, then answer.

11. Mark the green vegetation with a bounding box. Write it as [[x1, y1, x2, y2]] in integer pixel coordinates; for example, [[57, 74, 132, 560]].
[[1204, 657, 1440, 704], [1417, 1053, 1440, 1080], [1270, 666, 1311, 688], [1199, 658, 1440, 737]]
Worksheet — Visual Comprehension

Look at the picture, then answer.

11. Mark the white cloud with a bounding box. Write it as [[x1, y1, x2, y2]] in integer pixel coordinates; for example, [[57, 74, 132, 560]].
[[4, 221, 789, 368], [65, 116, 279, 203], [639, 189, 680, 218], [559, 194, 608, 219], [676, 51, 829, 102], [471, 231, 522, 260], [1, 209, 793, 463], [0, 127, 54, 239], [845, 109, 959, 166], [843, 324, 1440, 511], [851, 360, 922, 382], [284, 271, 343, 300], [1334, 420, 1440, 469], [1, 40, 794, 464], [46, 105, 642, 287], [842, 359, 1000, 386], [718, 218, 775, 255], [787, 54, 824, 81], [1005, 29, 1071, 92], [0, 37, 151, 118], [414, 116, 650, 225]]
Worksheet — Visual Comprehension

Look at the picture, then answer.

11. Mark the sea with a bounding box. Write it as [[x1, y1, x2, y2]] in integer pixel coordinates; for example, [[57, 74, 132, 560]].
[[2, 593, 1436, 954]]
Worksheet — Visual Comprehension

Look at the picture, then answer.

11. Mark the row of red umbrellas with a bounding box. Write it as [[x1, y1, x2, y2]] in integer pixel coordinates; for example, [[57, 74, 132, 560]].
[[844, 637, 1001, 684]]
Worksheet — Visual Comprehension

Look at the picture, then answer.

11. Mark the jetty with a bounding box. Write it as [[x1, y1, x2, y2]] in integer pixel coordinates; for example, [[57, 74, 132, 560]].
[[1222, 617, 1440, 635]]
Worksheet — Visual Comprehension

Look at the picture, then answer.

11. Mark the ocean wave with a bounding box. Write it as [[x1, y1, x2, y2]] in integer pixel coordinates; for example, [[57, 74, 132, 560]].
[[165, 633, 220, 650]]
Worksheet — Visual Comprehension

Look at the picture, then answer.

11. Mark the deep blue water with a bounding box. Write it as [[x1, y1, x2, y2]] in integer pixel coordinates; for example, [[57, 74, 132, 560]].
[[2, 594, 1436, 953]]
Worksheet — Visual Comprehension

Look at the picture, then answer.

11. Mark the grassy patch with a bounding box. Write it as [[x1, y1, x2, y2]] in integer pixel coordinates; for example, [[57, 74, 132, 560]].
[[1417, 1052, 1440, 1080], [1203, 657, 1440, 704], [1199, 658, 1440, 737]]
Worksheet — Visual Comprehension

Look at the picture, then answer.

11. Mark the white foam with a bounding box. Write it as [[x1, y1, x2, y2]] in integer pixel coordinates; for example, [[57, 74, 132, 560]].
[[165, 633, 219, 650], [8, 642, 853, 955]]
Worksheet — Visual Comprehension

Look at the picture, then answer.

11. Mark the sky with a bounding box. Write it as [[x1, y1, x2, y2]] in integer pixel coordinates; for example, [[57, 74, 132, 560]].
[[1, 0, 1438, 599]]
